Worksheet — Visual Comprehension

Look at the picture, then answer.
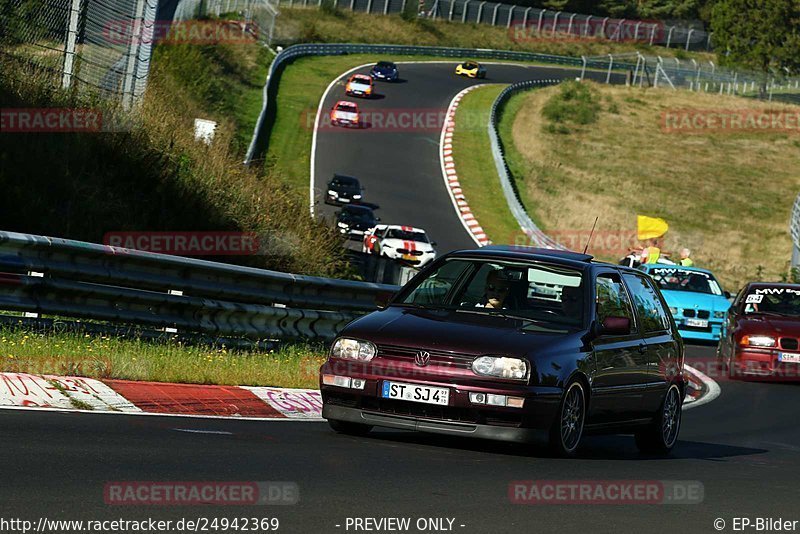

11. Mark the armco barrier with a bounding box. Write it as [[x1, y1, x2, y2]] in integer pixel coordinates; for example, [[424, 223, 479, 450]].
[[244, 43, 594, 164], [0, 231, 399, 342], [487, 80, 565, 249]]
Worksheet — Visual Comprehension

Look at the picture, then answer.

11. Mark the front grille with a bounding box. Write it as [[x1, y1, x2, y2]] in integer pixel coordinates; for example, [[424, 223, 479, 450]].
[[396, 249, 423, 256], [683, 309, 696, 318], [377, 344, 474, 369], [697, 310, 710, 319], [780, 338, 799, 351], [363, 397, 479, 424]]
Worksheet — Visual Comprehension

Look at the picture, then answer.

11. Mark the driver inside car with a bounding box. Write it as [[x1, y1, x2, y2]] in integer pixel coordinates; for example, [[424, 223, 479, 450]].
[[560, 285, 583, 318], [476, 269, 512, 309]]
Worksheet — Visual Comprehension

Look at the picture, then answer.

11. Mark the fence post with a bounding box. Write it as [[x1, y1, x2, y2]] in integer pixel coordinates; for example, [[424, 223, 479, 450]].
[[616, 19, 625, 41], [600, 17, 608, 38], [566, 13, 575, 35], [522, 6, 530, 28], [583, 15, 591, 37], [686, 28, 694, 51], [537, 9, 546, 33], [580, 55, 587, 80], [606, 53, 613, 84], [492, 3, 500, 25], [477, 1, 486, 22], [61, 0, 82, 90], [507, 5, 514, 28], [634, 21, 641, 42], [367, 0, 373, 13], [649, 23, 656, 45], [122, 0, 147, 109], [552, 11, 560, 35], [449, 0, 455, 20], [666, 26, 674, 48], [384, 0, 390, 14], [462, 0, 470, 22], [706, 31, 712, 51]]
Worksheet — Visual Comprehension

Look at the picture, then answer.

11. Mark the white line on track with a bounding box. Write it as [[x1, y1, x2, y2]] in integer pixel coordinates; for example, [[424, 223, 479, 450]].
[[683, 363, 721, 410], [172, 428, 234, 435], [0, 404, 325, 422]]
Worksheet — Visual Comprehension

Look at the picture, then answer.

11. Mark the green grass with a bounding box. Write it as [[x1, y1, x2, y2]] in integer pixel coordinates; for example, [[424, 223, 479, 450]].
[[0, 328, 325, 388], [450, 84, 523, 244]]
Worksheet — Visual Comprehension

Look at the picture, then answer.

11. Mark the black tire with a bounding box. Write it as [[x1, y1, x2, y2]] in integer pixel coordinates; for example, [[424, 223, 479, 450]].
[[635, 384, 682, 454], [548, 380, 586, 457], [328, 419, 372, 436]]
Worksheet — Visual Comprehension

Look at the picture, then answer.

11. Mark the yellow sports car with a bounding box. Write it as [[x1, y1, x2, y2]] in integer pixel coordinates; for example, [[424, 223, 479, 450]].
[[455, 60, 486, 78]]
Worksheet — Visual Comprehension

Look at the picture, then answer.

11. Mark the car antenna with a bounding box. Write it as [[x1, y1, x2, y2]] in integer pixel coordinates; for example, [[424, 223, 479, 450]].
[[583, 217, 599, 254]]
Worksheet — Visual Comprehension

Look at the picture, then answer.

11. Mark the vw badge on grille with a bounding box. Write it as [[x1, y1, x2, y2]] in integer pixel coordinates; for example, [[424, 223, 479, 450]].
[[415, 350, 431, 367]]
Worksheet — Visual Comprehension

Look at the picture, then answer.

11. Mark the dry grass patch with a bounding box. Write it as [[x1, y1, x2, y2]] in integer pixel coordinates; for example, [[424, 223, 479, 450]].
[[503, 81, 800, 289]]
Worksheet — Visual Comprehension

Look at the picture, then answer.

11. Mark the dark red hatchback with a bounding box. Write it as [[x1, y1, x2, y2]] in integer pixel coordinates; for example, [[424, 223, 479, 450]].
[[319, 247, 685, 456]]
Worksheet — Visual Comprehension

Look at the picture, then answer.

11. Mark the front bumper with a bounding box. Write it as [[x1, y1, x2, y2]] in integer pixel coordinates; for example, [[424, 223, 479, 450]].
[[733, 348, 800, 379], [674, 319, 723, 341], [323, 404, 548, 443]]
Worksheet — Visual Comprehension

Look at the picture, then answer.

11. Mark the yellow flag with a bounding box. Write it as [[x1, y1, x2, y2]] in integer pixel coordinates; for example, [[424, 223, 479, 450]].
[[637, 215, 669, 241]]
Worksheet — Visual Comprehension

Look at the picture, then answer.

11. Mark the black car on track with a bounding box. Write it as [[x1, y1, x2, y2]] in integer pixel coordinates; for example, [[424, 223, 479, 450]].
[[336, 205, 379, 240], [325, 174, 363, 205], [320, 246, 686, 456], [369, 61, 399, 81]]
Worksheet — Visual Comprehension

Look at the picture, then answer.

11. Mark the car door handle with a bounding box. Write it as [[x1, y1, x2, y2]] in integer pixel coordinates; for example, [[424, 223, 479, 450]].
[[637, 344, 647, 354]]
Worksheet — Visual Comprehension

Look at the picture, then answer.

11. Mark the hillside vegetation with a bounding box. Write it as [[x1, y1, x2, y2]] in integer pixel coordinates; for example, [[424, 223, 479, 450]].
[[500, 81, 799, 289], [0, 42, 349, 278]]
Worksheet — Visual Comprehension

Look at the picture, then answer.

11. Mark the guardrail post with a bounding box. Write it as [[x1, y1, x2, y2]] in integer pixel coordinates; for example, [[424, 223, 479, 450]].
[[491, 3, 500, 25], [685, 28, 694, 50], [462, 0, 471, 22], [552, 11, 560, 35], [537, 9, 545, 33], [507, 6, 514, 28], [477, 1, 486, 22], [606, 53, 613, 84]]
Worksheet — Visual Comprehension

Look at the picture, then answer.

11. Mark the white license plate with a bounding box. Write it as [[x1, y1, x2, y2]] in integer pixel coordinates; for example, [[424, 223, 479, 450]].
[[779, 352, 800, 363], [686, 318, 708, 328], [381, 381, 449, 406]]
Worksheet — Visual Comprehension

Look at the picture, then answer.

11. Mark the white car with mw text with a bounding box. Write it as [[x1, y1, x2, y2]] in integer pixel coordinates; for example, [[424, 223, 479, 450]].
[[362, 224, 437, 267]]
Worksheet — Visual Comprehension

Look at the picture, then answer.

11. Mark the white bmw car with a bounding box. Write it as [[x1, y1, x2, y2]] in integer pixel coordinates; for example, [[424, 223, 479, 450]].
[[362, 225, 437, 267]]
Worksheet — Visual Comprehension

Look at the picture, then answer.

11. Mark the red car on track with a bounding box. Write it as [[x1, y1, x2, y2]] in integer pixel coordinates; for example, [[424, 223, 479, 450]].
[[330, 101, 360, 127], [717, 282, 800, 380]]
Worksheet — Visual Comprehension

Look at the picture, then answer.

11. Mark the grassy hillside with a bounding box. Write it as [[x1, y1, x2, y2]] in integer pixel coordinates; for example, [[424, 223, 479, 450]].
[[0, 43, 348, 278], [498, 82, 799, 289]]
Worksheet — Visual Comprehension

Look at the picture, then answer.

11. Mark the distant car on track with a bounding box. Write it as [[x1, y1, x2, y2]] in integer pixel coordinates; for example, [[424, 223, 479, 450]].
[[638, 264, 731, 342], [370, 61, 399, 81], [320, 246, 685, 456], [336, 205, 379, 240], [362, 224, 436, 267], [345, 74, 374, 98], [455, 60, 486, 79], [717, 282, 800, 379], [325, 174, 363, 205], [329, 100, 360, 127]]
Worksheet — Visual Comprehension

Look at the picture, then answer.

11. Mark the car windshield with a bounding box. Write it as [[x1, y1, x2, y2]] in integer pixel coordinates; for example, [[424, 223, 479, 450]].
[[397, 258, 586, 328], [331, 176, 358, 187], [743, 287, 800, 316], [343, 207, 374, 221], [385, 229, 428, 242], [335, 103, 355, 112], [351, 76, 370, 84], [647, 267, 723, 295], [464, 62, 477, 68], [376, 62, 395, 68]]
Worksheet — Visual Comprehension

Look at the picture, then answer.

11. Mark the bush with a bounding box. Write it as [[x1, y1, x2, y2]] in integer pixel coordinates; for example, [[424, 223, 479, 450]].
[[542, 81, 601, 127], [401, 0, 419, 22]]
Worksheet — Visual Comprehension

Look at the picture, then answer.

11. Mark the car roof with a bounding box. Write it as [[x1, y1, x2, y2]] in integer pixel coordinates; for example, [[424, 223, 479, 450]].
[[446, 245, 599, 270], [343, 204, 372, 212], [384, 225, 425, 233], [334, 100, 358, 108], [331, 174, 359, 183], [743, 282, 800, 290], [351, 74, 371, 80]]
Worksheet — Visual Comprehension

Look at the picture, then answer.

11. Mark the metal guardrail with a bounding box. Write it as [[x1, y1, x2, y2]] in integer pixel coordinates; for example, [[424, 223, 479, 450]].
[[245, 42, 592, 163], [0, 231, 399, 342], [487, 80, 564, 250]]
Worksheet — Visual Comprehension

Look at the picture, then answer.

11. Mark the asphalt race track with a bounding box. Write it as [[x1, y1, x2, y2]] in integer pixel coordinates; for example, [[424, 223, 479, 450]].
[[313, 62, 624, 253], [1, 346, 799, 533]]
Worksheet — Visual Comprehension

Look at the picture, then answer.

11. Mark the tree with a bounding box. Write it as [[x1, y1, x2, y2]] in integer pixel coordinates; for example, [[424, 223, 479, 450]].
[[711, 0, 800, 76]]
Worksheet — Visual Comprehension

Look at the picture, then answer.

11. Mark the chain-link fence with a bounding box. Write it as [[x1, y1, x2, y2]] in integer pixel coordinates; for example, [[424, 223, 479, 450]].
[[173, 0, 280, 44], [276, 0, 712, 51], [792, 193, 800, 270], [1, 0, 159, 108], [579, 52, 800, 104]]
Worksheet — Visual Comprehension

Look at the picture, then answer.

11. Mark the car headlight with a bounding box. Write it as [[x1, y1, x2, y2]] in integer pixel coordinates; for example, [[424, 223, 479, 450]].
[[353, 194, 362, 199], [327, 190, 338, 197], [740, 335, 776, 348], [713, 311, 726, 319], [337, 221, 348, 228], [472, 356, 528, 380], [669, 307, 678, 316], [330, 338, 377, 361]]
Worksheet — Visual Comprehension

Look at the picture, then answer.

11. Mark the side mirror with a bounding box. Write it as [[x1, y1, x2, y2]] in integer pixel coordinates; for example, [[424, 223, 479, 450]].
[[375, 291, 394, 310], [724, 291, 731, 299], [600, 316, 631, 336], [430, 241, 437, 246], [375, 216, 381, 221]]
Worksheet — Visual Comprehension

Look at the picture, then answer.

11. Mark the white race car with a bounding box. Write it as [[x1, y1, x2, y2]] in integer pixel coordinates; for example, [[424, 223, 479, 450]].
[[362, 225, 436, 267]]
